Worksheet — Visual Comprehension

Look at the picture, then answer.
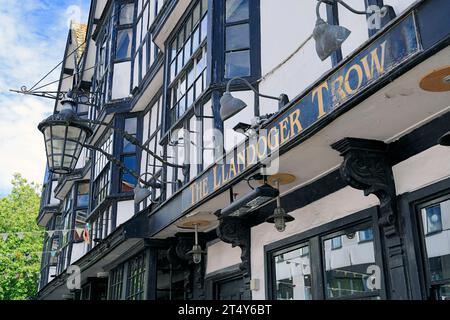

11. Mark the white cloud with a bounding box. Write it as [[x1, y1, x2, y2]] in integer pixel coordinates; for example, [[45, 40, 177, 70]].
[[0, 0, 90, 195]]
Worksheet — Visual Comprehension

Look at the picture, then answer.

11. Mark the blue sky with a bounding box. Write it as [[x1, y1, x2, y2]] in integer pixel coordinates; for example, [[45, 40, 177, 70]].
[[0, 0, 90, 196]]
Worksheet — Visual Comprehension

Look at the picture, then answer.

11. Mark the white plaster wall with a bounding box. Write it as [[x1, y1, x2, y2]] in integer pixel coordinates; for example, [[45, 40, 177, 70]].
[[385, 0, 417, 16], [251, 186, 379, 299], [112, 61, 131, 100], [259, 0, 332, 116], [116, 200, 134, 227], [393, 145, 450, 196], [70, 242, 86, 264], [339, 0, 369, 59], [206, 240, 242, 275]]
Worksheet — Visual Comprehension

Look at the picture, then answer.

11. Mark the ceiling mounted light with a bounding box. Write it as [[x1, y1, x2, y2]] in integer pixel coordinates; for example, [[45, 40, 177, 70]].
[[265, 174, 296, 232], [187, 223, 206, 264], [420, 66, 450, 92], [218, 184, 279, 218]]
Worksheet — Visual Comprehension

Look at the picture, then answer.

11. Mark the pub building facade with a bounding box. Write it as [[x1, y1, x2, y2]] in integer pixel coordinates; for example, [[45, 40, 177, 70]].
[[35, 0, 450, 300]]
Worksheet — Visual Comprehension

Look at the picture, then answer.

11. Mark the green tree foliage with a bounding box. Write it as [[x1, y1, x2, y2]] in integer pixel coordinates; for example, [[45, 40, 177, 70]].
[[0, 174, 43, 300]]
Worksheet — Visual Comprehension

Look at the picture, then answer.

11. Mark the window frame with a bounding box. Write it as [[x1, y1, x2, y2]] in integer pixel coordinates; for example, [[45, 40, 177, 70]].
[[415, 192, 450, 294], [265, 206, 385, 300]]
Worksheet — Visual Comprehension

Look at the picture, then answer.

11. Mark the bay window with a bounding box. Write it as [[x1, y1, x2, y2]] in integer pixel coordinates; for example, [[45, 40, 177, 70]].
[[167, 0, 208, 127], [119, 116, 139, 193], [224, 0, 251, 78], [92, 131, 113, 210], [133, 0, 164, 88], [139, 95, 163, 210], [112, 2, 134, 100]]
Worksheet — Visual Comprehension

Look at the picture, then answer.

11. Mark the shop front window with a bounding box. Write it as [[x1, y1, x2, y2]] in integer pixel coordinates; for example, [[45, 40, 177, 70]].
[[323, 225, 377, 299], [269, 212, 383, 300], [419, 197, 450, 299], [273, 245, 312, 300]]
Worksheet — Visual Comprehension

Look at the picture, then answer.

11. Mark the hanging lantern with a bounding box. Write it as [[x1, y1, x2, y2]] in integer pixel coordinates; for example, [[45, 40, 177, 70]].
[[38, 96, 93, 174]]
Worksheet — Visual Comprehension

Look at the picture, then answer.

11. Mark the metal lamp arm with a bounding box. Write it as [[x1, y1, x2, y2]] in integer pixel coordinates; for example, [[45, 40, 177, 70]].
[[80, 119, 185, 170], [316, 0, 367, 19], [226, 77, 281, 102], [82, 143, 152, 188]]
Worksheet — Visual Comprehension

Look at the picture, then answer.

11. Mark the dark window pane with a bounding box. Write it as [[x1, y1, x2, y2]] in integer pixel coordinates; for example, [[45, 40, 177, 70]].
[[358, 228, 374, 242], [225, 50, 250, 78], [226, 24, 250, 51], [323, 226, 377, 299], [273, 245, 312, 300], [331, 236, 342, 250], [116, 29, 132, 59], [226, 0, 249, 23], [426, 205, 443, 234], [121, 156, 137, 192]]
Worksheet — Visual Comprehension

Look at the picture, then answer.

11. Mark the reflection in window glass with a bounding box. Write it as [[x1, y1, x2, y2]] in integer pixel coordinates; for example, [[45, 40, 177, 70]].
[[426, 205, 443, 234], [225, 50, 250, 78], [358, 228, 374, 242], [122, 155, 137, 192], [226, 0, 249, 23], [331, 236, 342, 250], [324, 226, 377, 299], [119, 4, 134, 25], [274, 245, 312, 300], [226, 24, 250, 51], [77, 183, 89, 207], [421, 200, 450, 293], [116, 29, 132, 60]]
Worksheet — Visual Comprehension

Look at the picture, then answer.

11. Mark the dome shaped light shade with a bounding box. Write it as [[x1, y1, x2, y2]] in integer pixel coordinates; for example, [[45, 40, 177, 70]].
[[439, 131, 450, 146], [38, 105, 93, 175], [220, 92, 248, 121], [134, 186, 152, 205], [313, 18, 351, 61]]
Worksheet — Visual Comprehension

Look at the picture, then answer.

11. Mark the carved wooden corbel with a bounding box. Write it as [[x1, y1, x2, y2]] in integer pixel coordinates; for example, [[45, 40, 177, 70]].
[[216, 216, 251, 275]]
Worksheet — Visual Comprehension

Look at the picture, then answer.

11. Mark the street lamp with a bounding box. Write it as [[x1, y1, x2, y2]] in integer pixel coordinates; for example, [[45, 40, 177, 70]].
[[38, 94, 93, 174], [38, 90, 187, 202], [220, 77, 289, 122]]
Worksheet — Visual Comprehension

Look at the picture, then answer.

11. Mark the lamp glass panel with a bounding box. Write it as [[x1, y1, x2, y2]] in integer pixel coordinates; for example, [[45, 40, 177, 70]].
[[66, 126, 82, 140], [52, 125, 67, 139]]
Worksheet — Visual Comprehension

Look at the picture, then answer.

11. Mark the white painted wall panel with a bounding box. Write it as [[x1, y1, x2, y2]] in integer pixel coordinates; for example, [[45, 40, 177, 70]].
[[259, 0, 332, 116], [393, 146, 450, 196], [116, 200, 134, 226], [251, 186, 379, 299], [112, 61, 131, 100], [385, 0, 417, 16], [206, 240, 242, 275]]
